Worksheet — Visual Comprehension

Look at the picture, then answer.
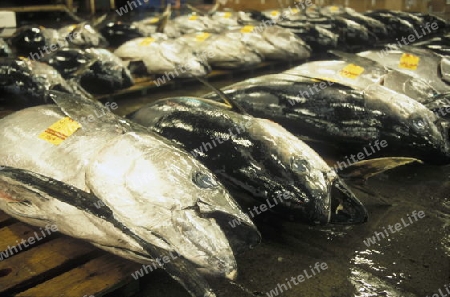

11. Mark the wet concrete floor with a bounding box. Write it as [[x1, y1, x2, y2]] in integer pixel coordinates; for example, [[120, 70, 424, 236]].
[[105, 68, 449, 297]]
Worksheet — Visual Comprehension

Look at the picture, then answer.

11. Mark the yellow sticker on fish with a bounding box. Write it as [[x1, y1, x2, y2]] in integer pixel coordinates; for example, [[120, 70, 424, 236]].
[[399, 53, 420, 70], [196, 32, 211, 42], [241, 25, 255, 34], [222, 12, 232, 18], [39, 117, 81, 145], [271, 10, 280, 17], [139, 38, 155, 46], [339, 64, 365, 79], [330, 6, 339, 12], [148, 17, 159, 24], [189, 15, 198, 21]]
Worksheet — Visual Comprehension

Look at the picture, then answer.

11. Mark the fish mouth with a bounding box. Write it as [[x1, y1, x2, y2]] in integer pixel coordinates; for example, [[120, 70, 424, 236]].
[[328, 180, 368, 225], [202, 210, 261, 255], [436, 118, 450, 161]]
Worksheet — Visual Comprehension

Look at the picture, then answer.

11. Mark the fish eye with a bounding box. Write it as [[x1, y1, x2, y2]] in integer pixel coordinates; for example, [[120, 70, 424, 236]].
[[412, 118, 427, 132], [192, 172, 218, 189], [291, 157, 309, 174]]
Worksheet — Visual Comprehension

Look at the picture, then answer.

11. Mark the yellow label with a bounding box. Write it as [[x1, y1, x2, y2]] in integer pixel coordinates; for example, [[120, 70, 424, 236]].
[[330, 6, 339, 12], [39, 117, 81, 146], [189, 15, 198, 21], [148, 17, 159, 24], [241, 25, 255, 33], [223, 12, 232, 18], [139, 37, 155, 46], [195, 32, 211, 42], [271, 10, 280, 17], [399, 53, 420, 70], [339, 64, 365, 79], [66, 24, 77, 31]]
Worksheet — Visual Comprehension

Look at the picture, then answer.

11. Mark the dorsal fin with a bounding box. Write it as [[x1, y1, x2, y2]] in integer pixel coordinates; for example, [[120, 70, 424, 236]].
[[196, 77, 248, 115], [156, 4, 172, 33]]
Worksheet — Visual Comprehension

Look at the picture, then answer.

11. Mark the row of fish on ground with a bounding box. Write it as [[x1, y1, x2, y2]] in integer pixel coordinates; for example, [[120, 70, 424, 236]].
[[201, 44, 450, 165], [1, 47, 450, 295], [1, 5, 450, 297], [0, 4, 449, 104], [0, 80, 379, 297]]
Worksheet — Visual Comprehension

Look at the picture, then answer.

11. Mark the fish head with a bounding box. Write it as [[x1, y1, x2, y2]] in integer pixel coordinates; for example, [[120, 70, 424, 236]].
[[364, 85, 450, 163], [86, 132, 260, 279], [43, 48, 90, 76], [11, 26, 47, 54], [248, 118, 368, 225], [440, 57, 450, 84]]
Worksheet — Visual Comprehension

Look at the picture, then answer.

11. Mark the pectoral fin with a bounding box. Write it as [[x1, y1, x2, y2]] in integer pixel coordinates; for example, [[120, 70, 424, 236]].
[[337, 157, 422, 182]]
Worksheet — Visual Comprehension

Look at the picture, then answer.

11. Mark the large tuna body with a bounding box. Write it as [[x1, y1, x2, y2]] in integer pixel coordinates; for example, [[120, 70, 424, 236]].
[[203, 74, 450, 165], [130, 97, 368, 225], [0, 92, 260, 297]]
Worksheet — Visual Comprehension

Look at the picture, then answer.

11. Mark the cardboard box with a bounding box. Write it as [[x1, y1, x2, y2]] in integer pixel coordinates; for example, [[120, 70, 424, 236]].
[[0, 11, 16, 28]]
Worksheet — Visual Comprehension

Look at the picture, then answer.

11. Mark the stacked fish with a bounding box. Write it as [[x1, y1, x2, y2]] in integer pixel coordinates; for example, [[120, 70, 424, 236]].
[[1, 3, 448, 101], [0, 87, 373, 296], [201, 39, 450, 166], [1, 4, 450, 297]]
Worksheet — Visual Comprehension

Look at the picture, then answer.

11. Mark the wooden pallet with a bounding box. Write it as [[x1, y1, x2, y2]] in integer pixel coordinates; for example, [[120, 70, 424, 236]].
[[0, 211, 143, 297]]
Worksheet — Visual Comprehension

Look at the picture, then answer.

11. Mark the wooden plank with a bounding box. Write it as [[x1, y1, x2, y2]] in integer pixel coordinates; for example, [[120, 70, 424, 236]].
[[0, 237, 96, 295], [0, 211, 11, 224], [0, 222, 57, 252], [0, 5, 69, 13], [16, 254, 142, 297]]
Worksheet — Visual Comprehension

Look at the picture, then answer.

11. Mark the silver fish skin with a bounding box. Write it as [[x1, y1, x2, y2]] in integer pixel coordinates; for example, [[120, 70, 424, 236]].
[[0, 169, 218, 297], [285, 56, 448, 110], [130, 97, 368, 225], [0, 58, 83, 105], [223, 26, 311, 61], [0, 166, 158, 265], [202, 74, 450, 164], [114, 38, 211, 77], [359, 47, 450, 93], [196, 33, 263, 69], [0, 92, 260, 297]]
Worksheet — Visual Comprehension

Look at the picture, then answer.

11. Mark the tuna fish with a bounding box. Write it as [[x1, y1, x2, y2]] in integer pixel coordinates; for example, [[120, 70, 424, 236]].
[[114, 37, 211, 77], [58, 22, 109, 48], [0, 91, 260, 297], [277, 21, 339, 52], [284, 53, 450, 117], [42, 48, 134, 94], [414, 35, 450, 57], [364, 11, 416, 39], [359, 47, 450, 93], [11, 26, 69, 57], [202, 74, 450, 164], [0, 58, 85, 105], [340, 8, 389, 42], [129, 96, 368, 225], [0, 39, 12, 57], [219, 26, 311, 61], [99, 21, 148, 47], [194, 33, 262, 69]]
